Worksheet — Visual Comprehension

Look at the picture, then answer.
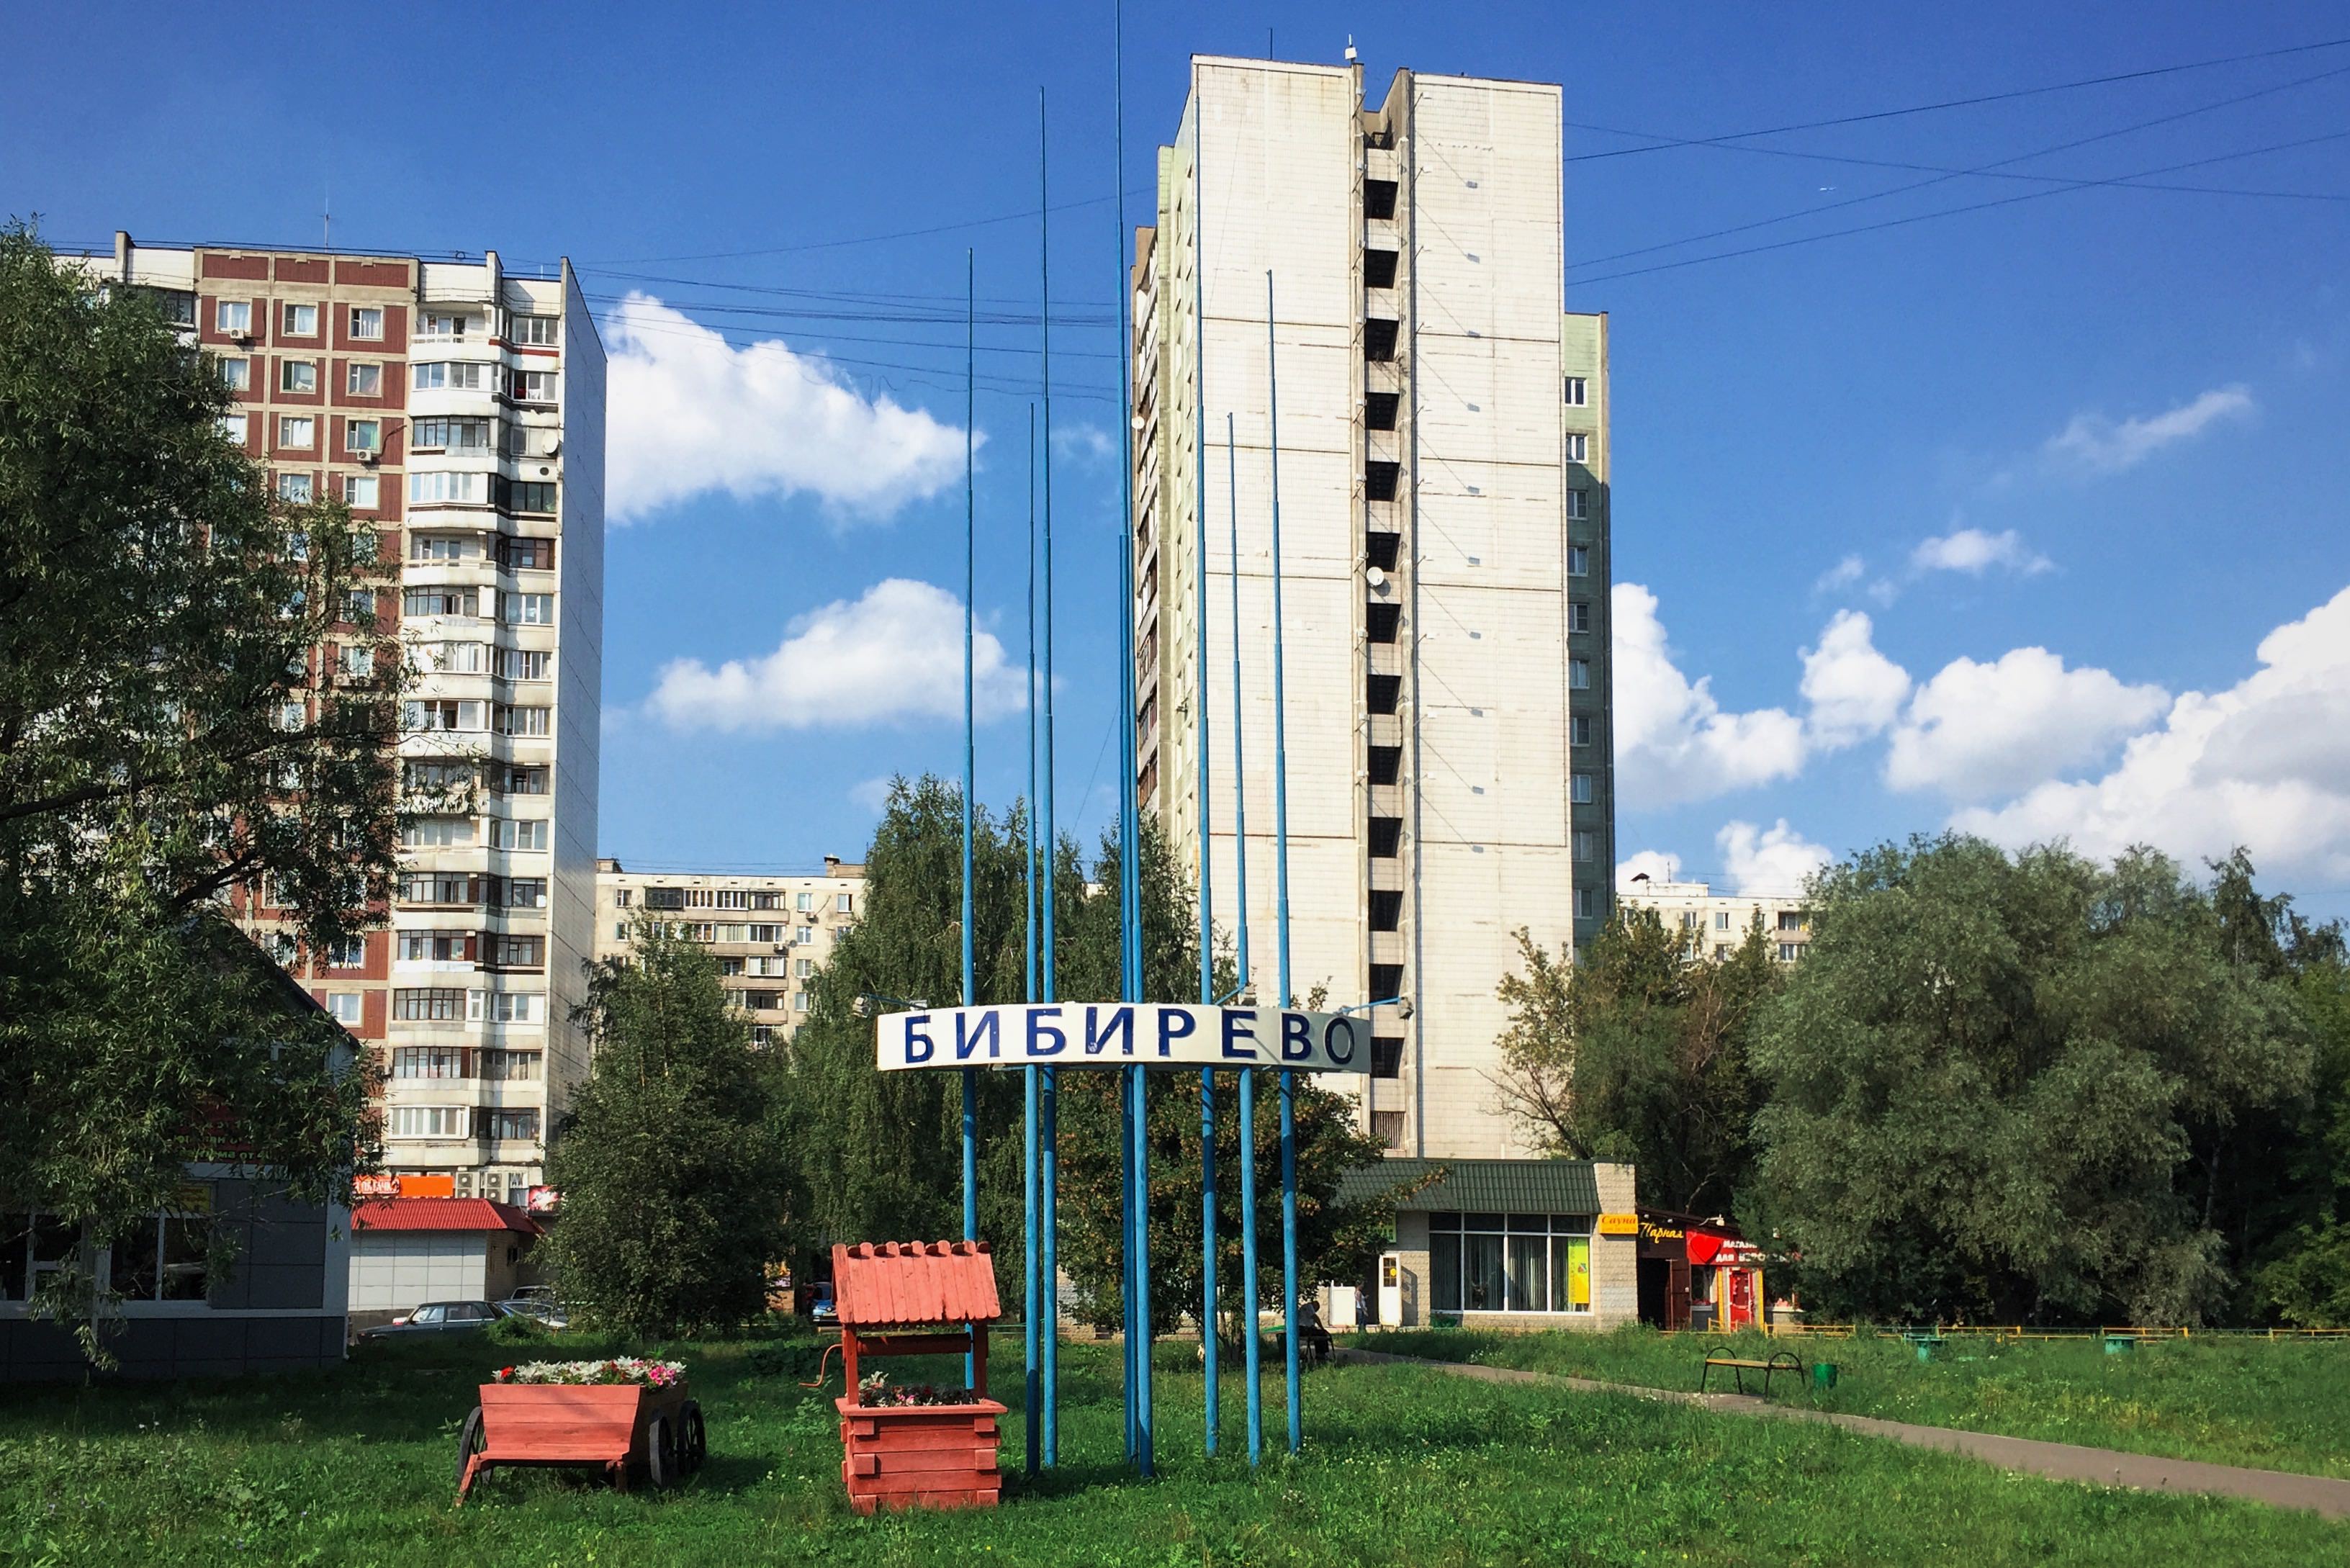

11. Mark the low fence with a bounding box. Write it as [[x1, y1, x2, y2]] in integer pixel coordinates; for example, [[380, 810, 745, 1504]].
[[1694, 1323, 2350, 1343]]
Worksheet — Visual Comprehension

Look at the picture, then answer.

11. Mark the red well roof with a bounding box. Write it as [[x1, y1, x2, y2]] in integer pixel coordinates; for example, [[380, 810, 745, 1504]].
[[351, 1197, 544, 1235], [832, 1240, 1001, 1330]]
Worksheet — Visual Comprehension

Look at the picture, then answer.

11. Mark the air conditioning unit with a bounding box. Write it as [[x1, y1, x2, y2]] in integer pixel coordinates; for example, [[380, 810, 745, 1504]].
[[233, 331, 254, 347], [359, 451, 379, 467]]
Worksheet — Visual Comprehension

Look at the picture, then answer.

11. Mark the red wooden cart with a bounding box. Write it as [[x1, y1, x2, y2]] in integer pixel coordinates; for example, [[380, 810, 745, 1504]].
[[455, 1376, 705, 1502], [832, 1240, 1005, 1513]]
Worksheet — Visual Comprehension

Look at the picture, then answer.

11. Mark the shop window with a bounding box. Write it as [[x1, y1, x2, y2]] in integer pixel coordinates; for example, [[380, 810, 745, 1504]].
[[1427, 1212, 1594, 1315]]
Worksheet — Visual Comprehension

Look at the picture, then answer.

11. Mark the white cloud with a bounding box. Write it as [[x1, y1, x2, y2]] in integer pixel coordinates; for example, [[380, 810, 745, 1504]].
[[1616, 849, 1683, 891], [1050, 423, 1115, 464], [1717, 819, 1832, 896], [1954, 587, 2350, 883], [1812, 554, 1866, 594], [1886, 646, 2169, 801], [850, 776, 896, 813], [647, 579, 1024, 733], [605, 293, 968, 523], [2044, 384, 2254, 476], [1800, 610, 1911, 749], [1910, 527, 2053, 577], [1612, 583, 1809, 804]]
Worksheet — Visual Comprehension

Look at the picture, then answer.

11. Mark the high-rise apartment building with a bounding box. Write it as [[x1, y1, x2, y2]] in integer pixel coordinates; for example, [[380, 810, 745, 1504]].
[[1617, 878, 1814, 965], [84, 235, 605, 1204], [1130, 60, 1613, 1161], [593, 860, 866, 1045]]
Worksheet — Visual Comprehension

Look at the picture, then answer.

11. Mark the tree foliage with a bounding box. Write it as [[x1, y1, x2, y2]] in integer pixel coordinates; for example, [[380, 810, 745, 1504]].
[[0, 225, 392, 1348], [541, 922, 791, 1335], [1752, 836, 2313, 1326], [1490, 911, 1781, 1213]]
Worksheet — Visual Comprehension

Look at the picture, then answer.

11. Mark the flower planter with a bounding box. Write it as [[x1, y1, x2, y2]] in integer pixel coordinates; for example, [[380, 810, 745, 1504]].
[[835, 1396, 1006, 1514], [456, 1381, 704, 1502]]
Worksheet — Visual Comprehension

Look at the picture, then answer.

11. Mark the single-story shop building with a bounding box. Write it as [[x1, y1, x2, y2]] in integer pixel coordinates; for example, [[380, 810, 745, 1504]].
[[348, 1197, 542, 1329], [1335, 1158, 1639, 1330], [1634, 1207, 1767, 1331]]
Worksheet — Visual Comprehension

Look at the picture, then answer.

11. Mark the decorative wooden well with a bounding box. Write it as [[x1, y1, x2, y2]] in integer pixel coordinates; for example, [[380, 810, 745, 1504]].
[[832, 1240, 1005, 1514]]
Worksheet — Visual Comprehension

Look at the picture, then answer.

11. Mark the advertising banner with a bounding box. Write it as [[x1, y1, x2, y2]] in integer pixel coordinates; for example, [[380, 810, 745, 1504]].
[[875, 1002, 1376, 1074]]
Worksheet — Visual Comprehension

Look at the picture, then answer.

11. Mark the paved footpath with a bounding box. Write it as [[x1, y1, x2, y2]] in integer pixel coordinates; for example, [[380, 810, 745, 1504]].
[[1340, 1348, 2350, 1520]]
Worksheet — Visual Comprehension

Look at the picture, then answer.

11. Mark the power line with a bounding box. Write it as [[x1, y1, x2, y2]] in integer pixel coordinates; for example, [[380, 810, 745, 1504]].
[[595, 184, 1158, 266], [1564, 35, 2350, 163], [1575, 58, 2350, 269]]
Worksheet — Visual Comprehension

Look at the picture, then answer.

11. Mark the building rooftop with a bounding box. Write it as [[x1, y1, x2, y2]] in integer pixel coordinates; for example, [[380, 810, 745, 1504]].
[[831, 1240, 1001, 1331], [351, 1198, 544, 1235], [1338, 1158, 1606, 1215]]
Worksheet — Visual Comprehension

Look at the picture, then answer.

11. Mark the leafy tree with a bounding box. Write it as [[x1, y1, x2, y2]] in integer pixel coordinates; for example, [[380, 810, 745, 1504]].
[[541, 922, 791, 1335], [1752, 836, 2312, 1326], [1489, 909, 1781, 1214], [0, 225, 393, 1351]]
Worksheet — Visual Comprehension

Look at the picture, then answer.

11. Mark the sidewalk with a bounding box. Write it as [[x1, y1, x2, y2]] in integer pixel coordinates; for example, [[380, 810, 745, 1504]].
[[1340, 1348, 2350, 1520]]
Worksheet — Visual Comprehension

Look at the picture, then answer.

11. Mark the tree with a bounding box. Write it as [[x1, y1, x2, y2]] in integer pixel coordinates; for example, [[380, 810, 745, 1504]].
[[540, 922, 791, 1335], [0, 225, 394, 1350], [1751, 836, 2312, 1326], [1489, 910, 1782, 1214]]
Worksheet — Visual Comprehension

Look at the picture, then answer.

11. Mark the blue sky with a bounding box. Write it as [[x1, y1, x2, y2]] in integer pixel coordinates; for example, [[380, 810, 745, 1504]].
[[13, 2, 2349, 911]]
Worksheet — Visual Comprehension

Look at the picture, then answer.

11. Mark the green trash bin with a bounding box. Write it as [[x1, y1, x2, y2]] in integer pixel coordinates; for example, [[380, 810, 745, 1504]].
[[2104, 1334, 2135, 1356], [1811, 1361, 1839, 1392]]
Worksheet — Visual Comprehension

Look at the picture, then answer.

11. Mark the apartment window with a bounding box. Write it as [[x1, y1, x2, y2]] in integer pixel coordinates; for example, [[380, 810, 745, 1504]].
[[1363, 319, 1400, 364], [403, 587, 480, 620], [219, 413, 248, 446], [413, 361, 488, 392], [404, 758, 475, 796], [796, 892, 813, 912], [220, 356, 251, 391], [793, 927, 813, 947], [401, 816, 474, 848], [278, 415, 315, 449], [393, 988, 467, 1022], [1364, 179, 1399, 220], [504, 592, 554, 626], [711, 889, 750, 910], [1570, 657, 1591, 691], [498, 536, 554, 572], [752, 892, 783, 910], [398, 929, 472, 964], [281, 360, 317, 395], [1365, 460, 1400, 502], [322, 992, 364, 1027], [614, 922, 631, 941], [643, 888, 685, 911], [793, 993, 810, 1013], [483, 1049, 542, 1082], [326, 937, 366, 968], [1778, 943, 1802, 963], [483, 991, 544, 1023], [1568, 600, 1592, 635], [752, 1025, 777, 1047], [411, 416, 491, 451], [1680, 911, 1702, 932], [418, 312, 472, 338], [1576, 886, 1598, 919], [503, 878, 548, 909], [1567, 488, 1589, 521], [1427, 1212, 1593, 1315], [404, 698, 486, 732], [1568, 544, 1590, 577], [747, 924, 785, 944], [500, 479, 557, 514], [1364, 248, 1399, 289], [1570, 772, 1594, 804], [410, 533, 480, 563], [479, 1109, 540, 1143], [1778, 911, 1808, 933], [795, 958, 814, 979], [347, 361, 383, 397], [344, 474, 379, 509], [508, 313, 559, 346], [509, 369, 557, 404], [835, 893, 853, 915], [682, 922, 716, 942], [151, 289, 197, 325], [1573, 829, 1595, 863], [348, 305, 384, 341], [1570, 715, 1592, 748], [1715, 911, 1732, 931], [744, 991, 780, 1011], [346, 418, 381, 454], [1369, 744, 1402, 786], [1564, 376, 1588, 407], [1365, 390, 1400, 431], [282, 302, 318, 337], [1565, 432, 1589, 464], [1372, 1111, 1406, 1151], [498, 647, 552, 680], [1371, 1037, 1404, 1080], [495, 704, 552, 738], [410, 471, 487, 505], [216, 299, 252, 334], [1367, 674, 1401, 715], [489, 819, 549, 851], [276, 473, 313, 503], [338, 643, 374, 680]]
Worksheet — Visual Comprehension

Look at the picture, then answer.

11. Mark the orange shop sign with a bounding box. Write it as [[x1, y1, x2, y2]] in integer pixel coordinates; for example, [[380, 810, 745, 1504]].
[[1595, 1213, 1639, 1236]]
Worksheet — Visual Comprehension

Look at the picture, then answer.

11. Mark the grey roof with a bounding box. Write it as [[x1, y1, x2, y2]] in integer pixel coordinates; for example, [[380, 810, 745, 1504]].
[[1336, 1158, 1602, 1215]]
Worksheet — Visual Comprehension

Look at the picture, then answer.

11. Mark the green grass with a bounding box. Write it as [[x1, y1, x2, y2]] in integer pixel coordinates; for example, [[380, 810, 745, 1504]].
[[4, 1331, 2347, 1567], [1362, 1325, 2350, 1479]]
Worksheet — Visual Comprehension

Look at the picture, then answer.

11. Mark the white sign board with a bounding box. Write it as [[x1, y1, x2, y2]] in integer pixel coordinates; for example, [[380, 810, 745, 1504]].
[[875, 1003, 1374, 1075]]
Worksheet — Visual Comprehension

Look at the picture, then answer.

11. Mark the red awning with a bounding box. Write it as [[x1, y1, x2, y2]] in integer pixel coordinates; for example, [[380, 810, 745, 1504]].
[[351, 1198, 544, 1235], [832, 1240, 1001, 1331]]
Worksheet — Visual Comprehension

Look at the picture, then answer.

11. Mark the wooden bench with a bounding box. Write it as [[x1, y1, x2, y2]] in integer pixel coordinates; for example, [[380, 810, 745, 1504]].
[[1699, 1346, 1804, 1396]]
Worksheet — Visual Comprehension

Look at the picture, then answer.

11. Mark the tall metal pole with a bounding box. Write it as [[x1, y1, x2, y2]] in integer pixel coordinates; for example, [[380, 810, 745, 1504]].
[[1267, 269, 1300, 1454], [1111, 0, 1142, 1461], [1037, 86, 1062, 1470], [1182, 69, 1215, 1478], [1022, 403, 1042, 1477], [960, 247, 979, 1394], [1229, 411, 1262, 1464]]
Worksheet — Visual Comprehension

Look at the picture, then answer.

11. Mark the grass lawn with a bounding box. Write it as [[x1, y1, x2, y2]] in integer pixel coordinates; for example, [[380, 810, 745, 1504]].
[[1361, 1326, 2350, 1479], [4, 1330, 2347, 1567]]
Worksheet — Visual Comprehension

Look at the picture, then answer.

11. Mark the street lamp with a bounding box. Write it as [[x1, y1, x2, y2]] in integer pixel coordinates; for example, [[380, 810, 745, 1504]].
[[852, 992, 931, 1018], [1336, 996, 1413, 1021]]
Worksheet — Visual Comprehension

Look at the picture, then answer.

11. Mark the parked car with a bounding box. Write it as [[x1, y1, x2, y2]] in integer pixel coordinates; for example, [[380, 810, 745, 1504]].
[[359, 1300, 513, 1339], [809, 1282, 836, 1326], [497, 1289, 570, 1329]]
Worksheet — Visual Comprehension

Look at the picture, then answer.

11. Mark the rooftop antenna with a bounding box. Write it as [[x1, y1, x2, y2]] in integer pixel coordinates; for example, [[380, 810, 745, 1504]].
[[323, 179, 330, 253], [1344, 35, 1358, 63]]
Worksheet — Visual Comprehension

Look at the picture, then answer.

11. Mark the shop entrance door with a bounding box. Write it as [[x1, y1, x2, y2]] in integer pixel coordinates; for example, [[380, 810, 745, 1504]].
[[1666, 1260, 1692, 1330]]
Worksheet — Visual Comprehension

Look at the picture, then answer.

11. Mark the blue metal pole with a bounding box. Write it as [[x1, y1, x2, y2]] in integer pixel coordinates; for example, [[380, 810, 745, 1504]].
[[1187, 70, 1218, 1468], [1267, 269, 1300, 1454], [1228, 412, 1263, 1464], [1133, 1042, 1153, 1477], [1036, 87, 1062, 1469], [960, 246, 979, 1394], [1022, 402, 1041, 1476]]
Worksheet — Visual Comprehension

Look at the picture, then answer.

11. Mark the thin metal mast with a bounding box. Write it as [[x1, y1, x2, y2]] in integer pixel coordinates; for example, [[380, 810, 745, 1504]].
[[1036, 86, 1061, 1469], [1267, 268, 1300, 1454], [1228, 410, 1261, 1463], [959, 248, 979, 1392]]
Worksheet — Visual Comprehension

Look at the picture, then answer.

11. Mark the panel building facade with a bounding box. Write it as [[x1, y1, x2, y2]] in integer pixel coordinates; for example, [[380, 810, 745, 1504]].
[[84, 235, 605, 1204], [1130, 59, 1613, 1161]]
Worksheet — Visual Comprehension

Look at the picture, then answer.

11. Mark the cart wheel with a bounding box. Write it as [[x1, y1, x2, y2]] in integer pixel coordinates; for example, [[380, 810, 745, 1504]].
[[645, 1412, 677, 1490], [677, 1400, 708, 1475], [454, 1405, 485, 1492]]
